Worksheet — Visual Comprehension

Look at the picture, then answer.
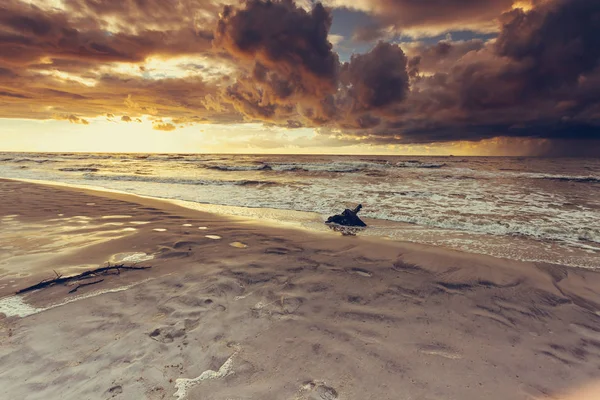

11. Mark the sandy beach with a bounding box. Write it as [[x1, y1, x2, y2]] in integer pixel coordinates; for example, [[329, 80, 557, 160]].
[[1, 178, 600, 400]]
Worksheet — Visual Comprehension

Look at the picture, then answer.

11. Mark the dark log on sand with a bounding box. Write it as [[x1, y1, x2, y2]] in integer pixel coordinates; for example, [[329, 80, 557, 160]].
[[16, 264, 151, 295], [326, 204, 367, 227]]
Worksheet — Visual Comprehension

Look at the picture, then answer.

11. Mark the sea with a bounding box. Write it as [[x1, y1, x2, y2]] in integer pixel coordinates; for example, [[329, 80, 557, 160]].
[[1, 152, 599, 269]]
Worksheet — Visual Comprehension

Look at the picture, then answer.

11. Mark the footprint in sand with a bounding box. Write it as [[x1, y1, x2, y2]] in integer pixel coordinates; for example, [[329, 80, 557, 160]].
[[297, 380, 339, 400], [350, 267, 372, 277], [230, 242, 248, 248], [418, 343, 462, 360], [148, 326, 185, 343], [106, 385, 122, 397], [205, 235, 221, 240]]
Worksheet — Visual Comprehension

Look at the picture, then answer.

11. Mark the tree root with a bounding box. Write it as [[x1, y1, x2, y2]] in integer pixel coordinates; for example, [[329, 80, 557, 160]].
[[16, 264, 151, 295]]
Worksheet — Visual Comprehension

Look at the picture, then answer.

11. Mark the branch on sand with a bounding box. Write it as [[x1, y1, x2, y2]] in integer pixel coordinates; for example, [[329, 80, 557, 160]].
[[68, 279, 105, 294], [16, 264, 151, 295]]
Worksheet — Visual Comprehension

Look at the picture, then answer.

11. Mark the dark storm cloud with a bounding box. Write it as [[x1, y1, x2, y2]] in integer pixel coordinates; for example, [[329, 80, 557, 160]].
[[205, 0, 600, 152], [342, 42, 409, 111], [211, 0, 341, 124], [327, 0, 600, 150], [211, 1, 409, 127], [215, 0, 338, 85], [495, 0, 600, 92], [404, 39, 486, 74]]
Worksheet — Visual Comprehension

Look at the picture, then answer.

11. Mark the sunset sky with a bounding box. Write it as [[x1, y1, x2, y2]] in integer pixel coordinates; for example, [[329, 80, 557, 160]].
[[1, 0, 599, 155]]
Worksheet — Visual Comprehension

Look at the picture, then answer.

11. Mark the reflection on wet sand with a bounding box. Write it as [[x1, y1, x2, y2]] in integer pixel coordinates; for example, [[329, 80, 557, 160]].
[[326, 223, 365, 236], [0, 215, 138, 278]]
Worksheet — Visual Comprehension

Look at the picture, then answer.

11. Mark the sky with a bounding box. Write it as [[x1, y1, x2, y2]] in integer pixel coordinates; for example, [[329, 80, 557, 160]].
[[0, 0, 599, 155]]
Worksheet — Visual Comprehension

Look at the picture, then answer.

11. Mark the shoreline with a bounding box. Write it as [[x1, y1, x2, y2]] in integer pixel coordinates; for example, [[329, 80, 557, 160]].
[[1, 178, 600, 399], [2, 176, 597, 270]]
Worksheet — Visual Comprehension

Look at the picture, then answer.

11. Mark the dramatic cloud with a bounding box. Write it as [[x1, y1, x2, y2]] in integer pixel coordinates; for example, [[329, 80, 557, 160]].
[[152, 121, 177, 131], [0, 0, 599, 154], [329, 0, 600, 149], [342, 42, 409, 112], [403, 39, 486, 74], [210, 1, 410, 128], [211, 0, 340, 124], [324, 0, 516, 35], [54, 114, 90, 125], [0, 0, 214, 67]]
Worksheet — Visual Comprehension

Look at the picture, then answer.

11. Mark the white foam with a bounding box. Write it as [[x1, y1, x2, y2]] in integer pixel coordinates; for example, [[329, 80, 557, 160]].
[[173, 351, 237, 400], [0, 296, 42, 317], [101, 215, 132, 219], [153, 228, 167, 232], [205, 235, 221, 240], [0, 282, 147, 318], [182, 224, 193, 227], [229, 242, 248, 248], [110, 252, 154, 263]]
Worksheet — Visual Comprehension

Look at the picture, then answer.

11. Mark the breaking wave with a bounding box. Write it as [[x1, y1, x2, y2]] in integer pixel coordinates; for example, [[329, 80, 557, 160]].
[[203, 160, 446, 173], [59, 167, 100, 172], [82, 173, 278, 187]]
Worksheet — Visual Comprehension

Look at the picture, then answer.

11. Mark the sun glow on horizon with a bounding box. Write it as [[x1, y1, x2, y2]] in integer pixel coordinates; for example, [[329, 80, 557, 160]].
[[0, 118, 562, 156]]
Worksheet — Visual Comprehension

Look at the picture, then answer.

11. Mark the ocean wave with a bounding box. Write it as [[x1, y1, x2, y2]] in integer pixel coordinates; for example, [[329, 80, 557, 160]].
[[432, 168, 600, 183], [274, 163, 373, 172], [82, 173, 278, 187], [203, 162, 369, 173], [13, 158, 56, 163], [59, 167, 100, 172], [204, 160, 446, 173], [395, 161, 446, 168], [365, 210, 600, 245], [206, 164, 273, 171], [531, 174, 600, 183]]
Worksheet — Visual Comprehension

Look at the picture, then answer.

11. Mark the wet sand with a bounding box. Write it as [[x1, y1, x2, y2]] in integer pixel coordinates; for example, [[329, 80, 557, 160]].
[[1, 178, 600, 400]]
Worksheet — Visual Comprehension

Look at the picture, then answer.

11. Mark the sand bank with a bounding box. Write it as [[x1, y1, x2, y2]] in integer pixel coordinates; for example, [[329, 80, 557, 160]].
[[1, 178, 600, 400]]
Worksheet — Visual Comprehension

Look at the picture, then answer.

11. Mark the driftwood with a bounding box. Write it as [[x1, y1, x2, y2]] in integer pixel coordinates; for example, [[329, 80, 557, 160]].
[[326, 204, 367, 227], [16, 264, 151, 295], [68, 279, 105, 294]]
